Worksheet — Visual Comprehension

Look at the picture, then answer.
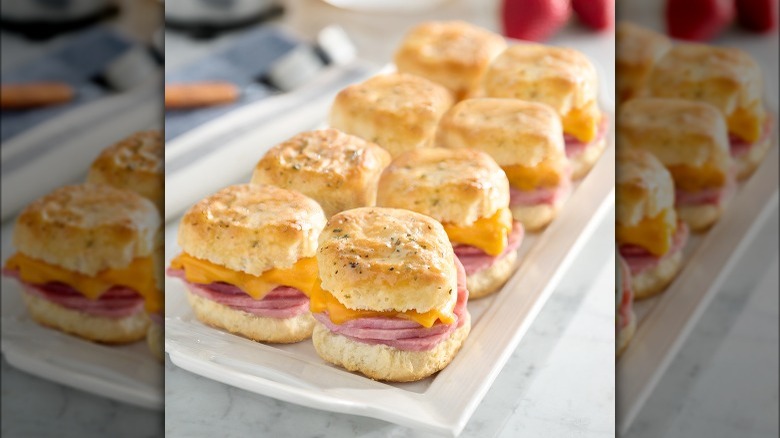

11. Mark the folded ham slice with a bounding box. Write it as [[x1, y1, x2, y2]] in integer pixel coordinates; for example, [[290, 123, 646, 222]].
[[454, 221, 523, 276], [675, 169, 736, 207], [509, 181, 570, 207], [564, 115, 609, 159], [313, 257, 470, 352], [166, 268, 310, 319], [3, 268, 145, 318], [619, 221, 688, 276], [729, 117, 772, 158]]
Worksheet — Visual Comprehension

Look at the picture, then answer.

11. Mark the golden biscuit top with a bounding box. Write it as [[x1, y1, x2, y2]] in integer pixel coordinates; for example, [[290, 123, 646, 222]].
[[317, 207, 457, 313], [616, 22, 672, 68], [437, 98, 565, 167], [90, 130, 163, 176], [616, 148, 675, 225], [178, 184, 326, 274], [377, 148, 509, 225], [646, 44, 763, 111], [618, 98, 730, 168], [13, 183, 160, 275], [253, 129, 391, 189], [331, 72, 453, 121], [394, 21, 506, 68], [484, 44, 598, 114]]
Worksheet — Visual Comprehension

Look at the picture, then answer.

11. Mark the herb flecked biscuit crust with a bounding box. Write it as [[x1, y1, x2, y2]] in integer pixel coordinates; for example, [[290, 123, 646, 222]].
[[317, 207, 458, 314], [394, 20, 506, 100], [616, 22, 672, 102], [251, 129, 391, 218], [329, 73, 454, 158], [177, 184, 327, 275], [13, 183, 160, 276], [87, 130, 164, 214], [376, 147, 509, 227]]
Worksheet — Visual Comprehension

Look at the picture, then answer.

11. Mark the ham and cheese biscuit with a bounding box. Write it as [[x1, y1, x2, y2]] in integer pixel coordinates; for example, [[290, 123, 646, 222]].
[[87, 130, 164, 214], [317, 208, 457, 313], [616, 22, 672, 102], [251, 129, 391, 218], [329, 73, 453, 158], [644, 44, 770, 179], [376, 148, 519, 299], [394, 21, 506, 100], [436, 98, 571, 231], [177, 184, 326, 276], [482, 45, 605, 178], [619, 98, 733, 232], [5, 184, 161, 343]]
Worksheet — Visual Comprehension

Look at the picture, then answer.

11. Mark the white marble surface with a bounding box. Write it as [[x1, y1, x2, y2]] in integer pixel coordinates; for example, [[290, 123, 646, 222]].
[[164, 209, 616, 437]]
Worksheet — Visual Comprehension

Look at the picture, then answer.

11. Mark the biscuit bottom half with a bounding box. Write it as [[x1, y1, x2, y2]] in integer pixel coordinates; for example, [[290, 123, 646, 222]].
[[467, 250, 518, 300], [312, 312, 471, 382]]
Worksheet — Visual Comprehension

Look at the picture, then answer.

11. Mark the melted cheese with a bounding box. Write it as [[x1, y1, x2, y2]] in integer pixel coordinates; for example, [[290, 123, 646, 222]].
[[443, 207, 512, 256], [309, 281, 455, 328], [4, 253, 161, 313], [666, 163, 726, 192], [728, 105, 764, 143], [502, 162, 563, 191], [562, 101, 600, 143], [169, 253, 318, 300], [616, 209, 677, 257]]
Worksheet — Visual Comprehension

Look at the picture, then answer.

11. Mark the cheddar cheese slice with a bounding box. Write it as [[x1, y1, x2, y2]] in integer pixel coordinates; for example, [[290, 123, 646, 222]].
[[616, 208, 677, 257], [443, 207, 513, 256]]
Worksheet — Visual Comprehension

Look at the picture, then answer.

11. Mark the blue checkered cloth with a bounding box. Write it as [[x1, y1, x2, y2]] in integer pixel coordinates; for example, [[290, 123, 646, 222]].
[[164, 25, 302, 141], [0, 26, 135, 142]]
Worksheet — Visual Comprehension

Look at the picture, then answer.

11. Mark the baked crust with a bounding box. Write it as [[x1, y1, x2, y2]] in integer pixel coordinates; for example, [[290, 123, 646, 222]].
[[376, 148, 509, 226], [329, 73, 454, 157], [312, 313, 470, 382], [616, 148, 675, 227], [631, 245, 684, 299], [317, 207, 457, 313], [13, 183, 160, 276], [436, 98, 567, 169], [87, 130, 164, 214], [177, 184, 326, 275], [616, 21, 672, 102], [394, 21, 506, 100], [251, 129, 391, 218], [483, 44, 598, 117]]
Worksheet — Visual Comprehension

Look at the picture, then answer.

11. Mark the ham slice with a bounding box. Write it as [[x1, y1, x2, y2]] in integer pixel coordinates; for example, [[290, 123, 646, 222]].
[[675, 168, 736, 207], [3, 268, 145, 318], [454, 222, 523, 276], [313, 257, 470, 352], [729, 117, 772, 158], [166, 268, 310, 319], [509, 180, 571, 207], [564, 115, 609, 158], [619, 221, 689, 276]]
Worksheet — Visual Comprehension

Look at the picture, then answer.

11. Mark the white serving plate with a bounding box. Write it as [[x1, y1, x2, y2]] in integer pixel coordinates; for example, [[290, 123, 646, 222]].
[[617, 130, 779, 434], [164, 119, 615, 436], [0, 76, 162, 222], [0, 221, 164, 410]]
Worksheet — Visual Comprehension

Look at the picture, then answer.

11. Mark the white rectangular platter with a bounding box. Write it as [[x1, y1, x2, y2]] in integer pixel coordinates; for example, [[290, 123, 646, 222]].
[[617, 130, 779, 434], [0, 221, 164, 410], [165, 121, 615, 436]]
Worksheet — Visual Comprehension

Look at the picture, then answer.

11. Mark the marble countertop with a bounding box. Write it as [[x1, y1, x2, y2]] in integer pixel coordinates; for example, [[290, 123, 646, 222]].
[[164, 208, 617, 438]]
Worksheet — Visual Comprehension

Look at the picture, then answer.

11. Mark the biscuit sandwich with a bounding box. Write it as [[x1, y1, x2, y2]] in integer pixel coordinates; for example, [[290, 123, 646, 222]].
[[376, 148, 522, 299], [619, 98, 735, 232], [251, 129, 391, 218], [616, 21, 672, 103], [3, 184, 161, 343], [482, 44, 607, 179], [645, 44, 772, 179], [311, 207, 470, 382], [394, 20, 506, 101], [329, 72, 453, 158], [616, 147, 688, 299], [616, 253, 635, 357], [437, 98, 571, 231], [168, 184, 326, 343]]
